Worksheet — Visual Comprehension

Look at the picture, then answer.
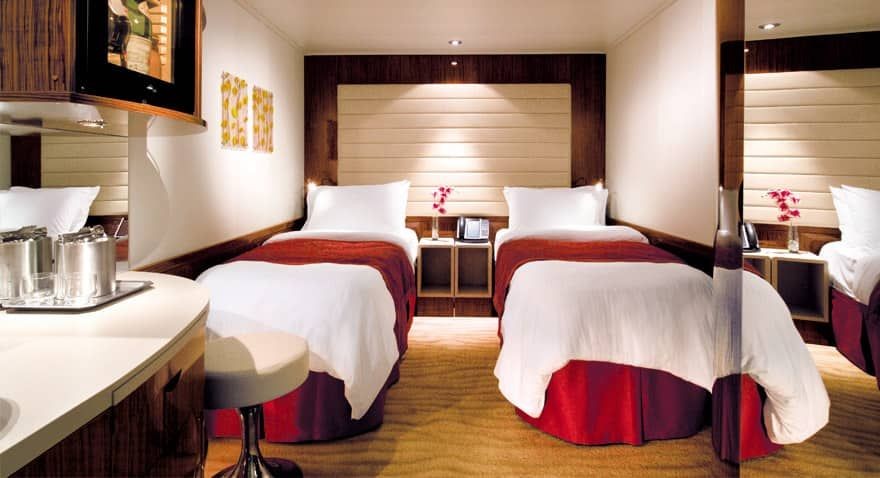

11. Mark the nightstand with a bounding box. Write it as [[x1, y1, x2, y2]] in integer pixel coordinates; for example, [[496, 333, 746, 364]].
[[454, 240, 494, 316], [415, 238, 494, 317], [417, 238, 455, 298], [745, 248, 829, 323]]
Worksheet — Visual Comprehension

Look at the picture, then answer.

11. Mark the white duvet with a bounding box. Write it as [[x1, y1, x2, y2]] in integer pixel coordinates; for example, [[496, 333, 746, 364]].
[[197, 229, 417, 419], [494, 226, 828, 445], [820, 241, 880, 305]]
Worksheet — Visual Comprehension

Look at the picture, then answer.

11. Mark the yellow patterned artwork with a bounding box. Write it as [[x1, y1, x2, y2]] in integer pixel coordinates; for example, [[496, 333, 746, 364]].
[[221, 72, 248, 149], [253, 86, 274, 153]]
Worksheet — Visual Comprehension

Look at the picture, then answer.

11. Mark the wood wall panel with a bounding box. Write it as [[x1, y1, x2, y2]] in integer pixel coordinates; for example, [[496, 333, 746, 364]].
[[743, 68, 880, 228], [745, 31, 880, 74], [9, 135, 41, 188], [305, 55, 605, 188]]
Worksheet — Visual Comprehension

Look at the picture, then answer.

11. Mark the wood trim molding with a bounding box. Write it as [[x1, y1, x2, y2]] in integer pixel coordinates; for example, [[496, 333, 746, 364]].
[[752, 223, 840, 255], [609, 218, 715, 275], [745, 31, 880, 74], [305, 54, 605, 189], [406, 215, 508, 243], [136, 219, 301, 279]]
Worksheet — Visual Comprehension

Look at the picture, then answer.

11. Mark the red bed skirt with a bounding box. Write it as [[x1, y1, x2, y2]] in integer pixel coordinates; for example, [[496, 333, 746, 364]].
[[712, 374, 783, 462], [831, 289, 879, 388], [516, 361, 710, 446], [515, 361, 781, 462], [208, 364, 399, 442]]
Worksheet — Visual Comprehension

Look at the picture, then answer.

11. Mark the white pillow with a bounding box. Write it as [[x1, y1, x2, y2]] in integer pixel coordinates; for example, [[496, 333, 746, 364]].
[[829, 186, 852, 242], [841, 185, 880, 249], [2, 186, 100, 237], [304, 181, 410, 232], [503, 186, 608, 230]]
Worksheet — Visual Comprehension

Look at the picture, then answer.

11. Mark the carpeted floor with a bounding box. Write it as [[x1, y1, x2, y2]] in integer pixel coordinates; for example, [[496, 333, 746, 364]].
[[742, 344, 880, 477], [206, 318, 879, 477]]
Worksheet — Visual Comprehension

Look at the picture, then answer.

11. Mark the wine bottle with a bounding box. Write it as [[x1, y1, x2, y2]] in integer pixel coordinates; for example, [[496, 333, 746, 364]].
[[107, 0, 130, 67], [123, 0, 151, 75]]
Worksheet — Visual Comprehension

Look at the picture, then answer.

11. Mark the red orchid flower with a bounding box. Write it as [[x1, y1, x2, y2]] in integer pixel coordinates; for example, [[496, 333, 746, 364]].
[[432, 185, 454, 215]]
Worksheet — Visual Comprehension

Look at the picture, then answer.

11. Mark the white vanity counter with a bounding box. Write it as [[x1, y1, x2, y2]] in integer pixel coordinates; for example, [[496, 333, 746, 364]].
[[0, 272, 209, 477]]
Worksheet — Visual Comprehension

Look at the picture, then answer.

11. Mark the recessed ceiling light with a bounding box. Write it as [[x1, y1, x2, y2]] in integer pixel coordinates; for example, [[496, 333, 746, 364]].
[[758, 23, 781, 30], [76, 119, 106, 128], [450, 61, 459, 66], [448, 39, 462, 46]]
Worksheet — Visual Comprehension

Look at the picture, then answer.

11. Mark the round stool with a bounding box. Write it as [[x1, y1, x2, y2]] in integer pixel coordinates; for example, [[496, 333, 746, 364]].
[[206, 333, 309, 478]]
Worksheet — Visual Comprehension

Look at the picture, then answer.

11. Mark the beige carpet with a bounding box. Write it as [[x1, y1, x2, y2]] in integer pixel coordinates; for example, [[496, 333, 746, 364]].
[[742, 344, 880, 477], [206, 317, 734, 477], [206, 318, 880, 477]]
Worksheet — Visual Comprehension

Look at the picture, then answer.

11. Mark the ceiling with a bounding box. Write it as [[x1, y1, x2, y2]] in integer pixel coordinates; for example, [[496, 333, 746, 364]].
[[746, 0, 880, 40], [238, 0, 673, 54]]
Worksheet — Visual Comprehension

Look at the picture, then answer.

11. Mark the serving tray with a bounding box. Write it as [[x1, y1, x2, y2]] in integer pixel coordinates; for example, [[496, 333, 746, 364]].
[[0, 280, 153, 312]]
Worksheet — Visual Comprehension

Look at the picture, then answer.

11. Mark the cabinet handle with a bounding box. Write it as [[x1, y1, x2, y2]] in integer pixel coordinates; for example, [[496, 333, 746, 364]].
[[146, 84, 157, 93], [164, 369, 183, 393]]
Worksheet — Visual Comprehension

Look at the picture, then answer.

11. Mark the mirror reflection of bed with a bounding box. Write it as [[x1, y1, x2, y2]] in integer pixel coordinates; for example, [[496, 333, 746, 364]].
[[0, 121, 129, 271], [742, 0, 880, 473]]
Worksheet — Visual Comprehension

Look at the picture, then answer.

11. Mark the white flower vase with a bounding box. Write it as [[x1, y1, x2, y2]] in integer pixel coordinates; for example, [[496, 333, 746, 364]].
[[431, 214, 439, 240], [787, 223, 799, 253]]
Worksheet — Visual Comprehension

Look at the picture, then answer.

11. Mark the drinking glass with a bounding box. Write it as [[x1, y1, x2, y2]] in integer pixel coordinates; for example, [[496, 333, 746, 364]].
[[21, 272, 55, 304], [56, 272, 97, 306]]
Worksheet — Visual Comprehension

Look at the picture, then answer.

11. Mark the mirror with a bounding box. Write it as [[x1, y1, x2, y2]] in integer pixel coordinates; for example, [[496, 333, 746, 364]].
[[742, 0, 880, 473], [0, 103, 130, 271]]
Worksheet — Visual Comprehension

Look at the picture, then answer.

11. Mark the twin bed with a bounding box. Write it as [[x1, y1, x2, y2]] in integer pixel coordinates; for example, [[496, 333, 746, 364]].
[[492, 224, 828, 462], [198, 181, 418, 441], [821, 185, 880, 389], [195, 181, 830, 463]]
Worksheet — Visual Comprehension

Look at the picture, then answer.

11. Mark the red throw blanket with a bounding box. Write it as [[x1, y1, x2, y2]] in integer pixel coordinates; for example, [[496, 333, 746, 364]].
[[232, 239, 417, 354], [493, 239, 684, 318]]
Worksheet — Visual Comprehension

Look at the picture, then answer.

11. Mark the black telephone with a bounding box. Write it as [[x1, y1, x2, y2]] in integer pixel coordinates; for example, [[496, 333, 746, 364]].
[[741, 222, 760, 251], [456, 217, 490, 243]]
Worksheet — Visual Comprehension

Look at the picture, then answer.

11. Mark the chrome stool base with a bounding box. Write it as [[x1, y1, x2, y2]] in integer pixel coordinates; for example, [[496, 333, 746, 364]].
[[213, 405, 302, 478]]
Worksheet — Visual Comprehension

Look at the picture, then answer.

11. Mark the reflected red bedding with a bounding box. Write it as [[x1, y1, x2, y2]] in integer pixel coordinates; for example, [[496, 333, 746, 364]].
[[207, 239, 416, 442], [831, 285, 880, 389]]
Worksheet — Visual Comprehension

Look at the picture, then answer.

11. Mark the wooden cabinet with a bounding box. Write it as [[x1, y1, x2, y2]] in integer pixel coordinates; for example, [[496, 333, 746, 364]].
[[744, 248, 829, 323], [416, 238, 494, 317], [0, 0, 204, 125], [12, 327, 206, 478]]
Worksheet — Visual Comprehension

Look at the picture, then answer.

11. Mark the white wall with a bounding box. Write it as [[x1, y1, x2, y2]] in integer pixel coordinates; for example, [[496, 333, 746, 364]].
[[129, 0, 304, 268], [0, 135, 9, 189], [606, 0, 718, 246]]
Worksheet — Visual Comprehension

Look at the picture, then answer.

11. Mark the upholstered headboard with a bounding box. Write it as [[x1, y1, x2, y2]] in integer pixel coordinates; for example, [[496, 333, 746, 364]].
[[40, 134, 128, 216], [337, 83, 572, 216], [744, 68, 880, 227]]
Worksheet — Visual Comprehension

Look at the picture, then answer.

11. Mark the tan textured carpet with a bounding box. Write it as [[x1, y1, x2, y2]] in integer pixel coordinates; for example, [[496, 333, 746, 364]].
[[206, 317, 734, 477], [742, 344, 880, 477]]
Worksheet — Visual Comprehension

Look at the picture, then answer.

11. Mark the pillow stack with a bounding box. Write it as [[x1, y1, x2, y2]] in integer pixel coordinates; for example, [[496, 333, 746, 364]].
[[0, 186, 100, 237], [830, 185, 880, 250], [503, 185, 608, 230], [304, 180, 410, 232]]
